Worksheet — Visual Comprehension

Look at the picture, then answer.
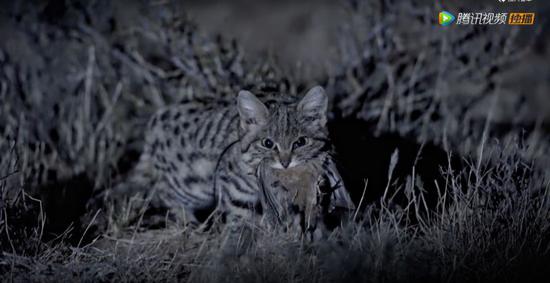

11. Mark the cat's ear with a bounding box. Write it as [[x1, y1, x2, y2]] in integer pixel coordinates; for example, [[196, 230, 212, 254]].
[[297, 86, 328, 127], [237, 90, 269, 131]]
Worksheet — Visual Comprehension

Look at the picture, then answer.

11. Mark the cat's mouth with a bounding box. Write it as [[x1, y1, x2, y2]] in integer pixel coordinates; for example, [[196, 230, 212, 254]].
[[270, 159, 301, 170]]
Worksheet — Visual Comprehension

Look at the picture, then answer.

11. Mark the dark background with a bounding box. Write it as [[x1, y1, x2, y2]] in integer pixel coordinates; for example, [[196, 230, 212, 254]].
[[183, 0, 549, 122]]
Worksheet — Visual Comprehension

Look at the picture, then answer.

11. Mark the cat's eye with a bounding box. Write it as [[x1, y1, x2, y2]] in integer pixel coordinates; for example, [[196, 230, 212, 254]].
[[262, 138, 275, 149], [292, 136, 308, 150]]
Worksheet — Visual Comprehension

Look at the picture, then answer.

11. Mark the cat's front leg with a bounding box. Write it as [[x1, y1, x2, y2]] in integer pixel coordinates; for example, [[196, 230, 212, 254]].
[[223, 211, 257, 256], [323, 158, 355, 212], [217, 184, 262, 257]]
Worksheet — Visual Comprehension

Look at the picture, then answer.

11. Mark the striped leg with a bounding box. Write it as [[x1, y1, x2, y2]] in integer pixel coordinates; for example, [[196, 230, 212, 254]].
[[217, 181, 261, 256], [322, 158, 355, 211]]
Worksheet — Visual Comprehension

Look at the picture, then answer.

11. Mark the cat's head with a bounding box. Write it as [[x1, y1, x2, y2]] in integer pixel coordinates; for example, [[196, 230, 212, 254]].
[[237, 86, 330, 169]]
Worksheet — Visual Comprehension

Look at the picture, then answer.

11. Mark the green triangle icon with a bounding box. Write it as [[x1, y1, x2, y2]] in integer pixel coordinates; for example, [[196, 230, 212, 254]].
[[439, 11, 456, 26]]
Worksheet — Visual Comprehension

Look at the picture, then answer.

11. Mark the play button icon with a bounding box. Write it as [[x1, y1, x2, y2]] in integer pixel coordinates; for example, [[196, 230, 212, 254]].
[[439, 11, 456, 26]]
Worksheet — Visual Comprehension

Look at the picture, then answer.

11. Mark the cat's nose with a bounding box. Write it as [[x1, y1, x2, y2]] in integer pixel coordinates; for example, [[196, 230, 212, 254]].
[[279, 154, 291, 168], [280, 160, 290, 168]]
